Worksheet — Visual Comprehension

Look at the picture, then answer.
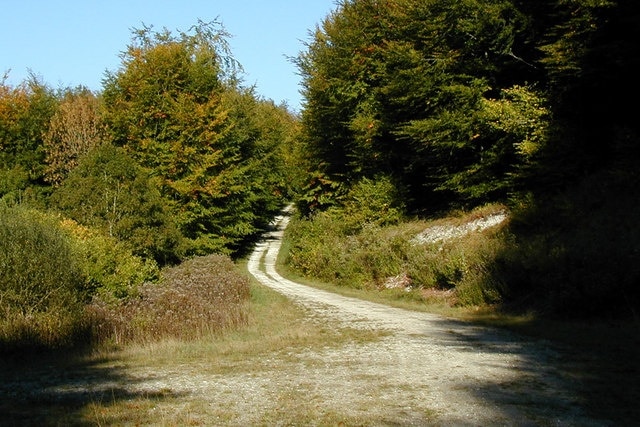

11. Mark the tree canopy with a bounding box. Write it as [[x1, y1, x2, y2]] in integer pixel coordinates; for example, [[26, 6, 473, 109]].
[[0, 75, 57, 203], [98, 21, 293, 256], [296, 0, 639, 213], [1, 21, 298, 261]]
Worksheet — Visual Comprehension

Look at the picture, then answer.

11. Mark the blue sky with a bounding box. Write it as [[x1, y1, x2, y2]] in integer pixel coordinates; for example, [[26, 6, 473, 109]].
[[0, 1, 337, 111]]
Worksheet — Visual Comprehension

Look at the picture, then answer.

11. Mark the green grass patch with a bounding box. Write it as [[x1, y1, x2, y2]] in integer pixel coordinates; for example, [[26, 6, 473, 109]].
[[282, 203, 510, 311]]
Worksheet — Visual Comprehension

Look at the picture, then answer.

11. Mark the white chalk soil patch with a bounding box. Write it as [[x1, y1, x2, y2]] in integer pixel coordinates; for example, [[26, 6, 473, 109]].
[[411, 210, 509, 245]]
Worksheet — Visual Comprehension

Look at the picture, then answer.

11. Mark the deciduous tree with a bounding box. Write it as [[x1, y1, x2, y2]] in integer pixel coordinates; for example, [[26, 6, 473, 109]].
[[0, 75, 57, 203], [102, 21, 290, 255], [43, 87, 106, 186], [51, 144, 183, 265]]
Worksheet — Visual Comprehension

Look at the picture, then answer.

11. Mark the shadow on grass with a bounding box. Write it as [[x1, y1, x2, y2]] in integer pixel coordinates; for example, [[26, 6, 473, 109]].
[[0, 349, 186, 426]]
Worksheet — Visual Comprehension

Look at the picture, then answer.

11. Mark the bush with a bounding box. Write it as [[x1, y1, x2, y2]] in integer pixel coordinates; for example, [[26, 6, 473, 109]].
[[0, 205, 87, 351], [341, 175, 405, 229], [50, 144, 184, 265], [59, 218, 159, 304], [285, 202, 509, 306], [87, 254, 250, 345]]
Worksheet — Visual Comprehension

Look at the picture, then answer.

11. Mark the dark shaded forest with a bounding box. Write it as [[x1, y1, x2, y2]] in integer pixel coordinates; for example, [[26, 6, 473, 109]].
[[292, 0, 640, 319]]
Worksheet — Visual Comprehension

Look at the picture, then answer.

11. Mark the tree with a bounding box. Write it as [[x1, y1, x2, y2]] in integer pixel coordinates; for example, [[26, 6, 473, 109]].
[[0, 74, 57, 203], [51, 144, 183, 265], [524, 0, 640, 185], [297, 0, 537, 212], [102, 21, 289, 255], [43, 87, 107, 186]]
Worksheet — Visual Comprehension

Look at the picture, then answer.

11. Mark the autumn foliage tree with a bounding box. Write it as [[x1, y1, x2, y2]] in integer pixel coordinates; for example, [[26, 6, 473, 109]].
[[102, 21, 291, 255], [0, 75, 57, 203], [43, 87, 106, 186]]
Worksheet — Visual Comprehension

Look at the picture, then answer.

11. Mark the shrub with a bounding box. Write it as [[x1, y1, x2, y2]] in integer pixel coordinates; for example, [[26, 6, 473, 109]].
[[339, 175, 405, 231], [287, 175, 408, 287], [285, 203, 509, 306], [50, 144, 184, 265], [0, 205, 87, 351], [87, 254, 250, 345], [59, 218, 159, 303]]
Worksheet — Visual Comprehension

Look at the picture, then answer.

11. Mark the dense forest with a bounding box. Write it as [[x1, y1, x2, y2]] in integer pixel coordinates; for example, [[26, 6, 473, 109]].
[[1, 21, 297, 262], [291, 0, 640, 319], [1, 0, 639, 350], [296, 0, 639, 211], [0, 21, 299, 349]]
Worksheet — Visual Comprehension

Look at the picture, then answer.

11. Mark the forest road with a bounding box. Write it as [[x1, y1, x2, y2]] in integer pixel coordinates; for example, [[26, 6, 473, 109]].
[[0, 206, 614, 426], [246, 205, 608, 426]]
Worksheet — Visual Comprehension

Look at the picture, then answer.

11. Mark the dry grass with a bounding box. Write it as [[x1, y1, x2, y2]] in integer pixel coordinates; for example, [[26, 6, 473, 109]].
[[1, 236, 637, 425], [86, 254, 251, 347]]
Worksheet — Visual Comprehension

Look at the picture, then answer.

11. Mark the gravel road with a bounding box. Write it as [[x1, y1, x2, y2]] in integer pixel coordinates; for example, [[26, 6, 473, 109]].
[[0, 208, 612, 426], [245, 207, 609, 426]]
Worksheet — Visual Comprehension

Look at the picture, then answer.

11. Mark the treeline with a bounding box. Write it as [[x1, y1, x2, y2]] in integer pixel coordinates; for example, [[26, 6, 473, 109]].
[[1, 21, 297, 262], [0, 21, 299, 350], [3, 0, 639, 344], [296, 0, 639, 212], [290, 0, 640, 317]]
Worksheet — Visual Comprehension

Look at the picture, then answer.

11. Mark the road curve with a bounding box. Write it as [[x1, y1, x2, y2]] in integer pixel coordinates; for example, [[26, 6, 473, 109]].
[[247, 206, 607, 426]]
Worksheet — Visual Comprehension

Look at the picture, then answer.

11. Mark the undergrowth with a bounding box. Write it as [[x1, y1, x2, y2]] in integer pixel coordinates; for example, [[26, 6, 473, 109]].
[[494, 169, 640, 319], [87, 254, 251, 346], [0, 205, 88, 351], [284, 202, 510, 308], [285, 166, 640, 320], [1, 203, 252, 353]]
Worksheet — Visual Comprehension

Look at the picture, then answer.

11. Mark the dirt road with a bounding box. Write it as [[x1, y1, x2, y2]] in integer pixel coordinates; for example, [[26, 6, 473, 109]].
[[0, 208, 612, 426], [246, 207, 607, 426]]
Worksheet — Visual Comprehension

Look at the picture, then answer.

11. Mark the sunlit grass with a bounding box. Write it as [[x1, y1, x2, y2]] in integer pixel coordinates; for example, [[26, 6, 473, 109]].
[[66, 251, 384, 425], [1, 268, 383, 426], [279, 203, 512, 318]]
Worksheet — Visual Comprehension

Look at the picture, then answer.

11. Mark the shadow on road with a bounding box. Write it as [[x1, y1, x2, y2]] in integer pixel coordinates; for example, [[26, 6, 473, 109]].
[[427, 314, 640, 426]]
